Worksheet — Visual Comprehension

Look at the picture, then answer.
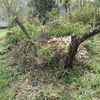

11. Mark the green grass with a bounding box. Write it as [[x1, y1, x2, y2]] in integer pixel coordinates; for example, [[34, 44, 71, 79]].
[[63, 36, 100, 99], [0, 30, 99, 99], [0, 36, 15, 99], [0, 57, 13, 99], [0, 46, 7, 55], [0, 31, 7, 38], [84, 36, 100, 73], [63, 69, 100, 99], [0, 50, 29, 99], [0, 31, 15, 99]]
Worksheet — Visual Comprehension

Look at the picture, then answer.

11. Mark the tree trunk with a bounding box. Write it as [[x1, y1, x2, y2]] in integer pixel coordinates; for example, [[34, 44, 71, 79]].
[[14, 16, 37, 56], [14, 16, 31, 39], [64, 34, 79, 69], [64, 26, 100, 69]]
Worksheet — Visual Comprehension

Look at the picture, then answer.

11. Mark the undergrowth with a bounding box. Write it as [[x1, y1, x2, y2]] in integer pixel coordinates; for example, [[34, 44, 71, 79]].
[[0, 24, 100, 100]]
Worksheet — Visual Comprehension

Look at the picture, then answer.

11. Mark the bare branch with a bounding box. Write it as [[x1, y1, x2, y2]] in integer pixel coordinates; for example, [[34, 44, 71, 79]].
[[14, 16, 31, 39], [65, 26, 100, 69]]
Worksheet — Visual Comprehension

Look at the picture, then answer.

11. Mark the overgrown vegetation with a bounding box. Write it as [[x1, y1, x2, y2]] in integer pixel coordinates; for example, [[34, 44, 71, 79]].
[[0, 0, 100, 99]]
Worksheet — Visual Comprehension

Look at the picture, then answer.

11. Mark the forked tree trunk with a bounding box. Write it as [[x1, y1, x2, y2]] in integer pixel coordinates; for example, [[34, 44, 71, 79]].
[[64, 26, 100, 69], [64, 34, 79, 69]]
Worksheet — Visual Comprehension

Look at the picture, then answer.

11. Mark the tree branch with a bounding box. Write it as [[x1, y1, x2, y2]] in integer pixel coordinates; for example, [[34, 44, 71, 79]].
[[14, 16, 31, 39], [65, 26, 100, 69], [78, 26, 100, 44]]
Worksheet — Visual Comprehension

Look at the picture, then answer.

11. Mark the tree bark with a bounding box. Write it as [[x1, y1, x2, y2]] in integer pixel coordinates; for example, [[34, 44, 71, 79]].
[[64, 26, 100, 69], [14, 16, 31, 39], [14, 16, 37, 56], [64, 34, 79, 69]]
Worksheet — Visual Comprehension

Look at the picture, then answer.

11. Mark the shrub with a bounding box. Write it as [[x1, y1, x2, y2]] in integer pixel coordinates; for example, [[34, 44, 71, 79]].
[[6, 25, 40, 45], [6, 27, 23, 44], [47, 8, 58, 21], [26, 25, 40, 36], [45, 18, 91, 37], [71, 3, 93, 24], [10, 39, 38, 72], [38, 44, 53, 65]]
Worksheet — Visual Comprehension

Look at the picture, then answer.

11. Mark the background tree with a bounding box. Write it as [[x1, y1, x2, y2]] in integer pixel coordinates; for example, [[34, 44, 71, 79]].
[[1, 0, 28, 27], [27, 0, 55, 24]]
